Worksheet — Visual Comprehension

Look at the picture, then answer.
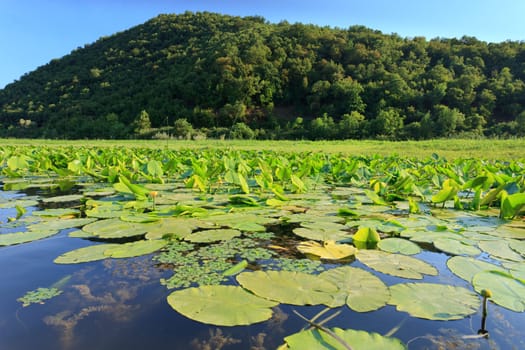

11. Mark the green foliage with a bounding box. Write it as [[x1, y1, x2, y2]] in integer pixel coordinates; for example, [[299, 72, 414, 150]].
[[2, 12, 525, 139], [17, 287, 63, 307]]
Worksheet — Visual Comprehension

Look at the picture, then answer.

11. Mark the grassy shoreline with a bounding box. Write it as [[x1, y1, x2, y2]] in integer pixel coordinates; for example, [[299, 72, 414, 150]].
[[2, 138, 524, 160]]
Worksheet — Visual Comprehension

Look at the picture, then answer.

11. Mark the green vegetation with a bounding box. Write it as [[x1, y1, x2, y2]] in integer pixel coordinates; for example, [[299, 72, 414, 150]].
[[1, 144, 524, 348], [1, 12, 525, 139]]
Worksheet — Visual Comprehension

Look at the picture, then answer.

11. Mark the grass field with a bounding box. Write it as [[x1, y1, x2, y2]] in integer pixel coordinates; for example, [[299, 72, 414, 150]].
[[2, 138, 524, 160]]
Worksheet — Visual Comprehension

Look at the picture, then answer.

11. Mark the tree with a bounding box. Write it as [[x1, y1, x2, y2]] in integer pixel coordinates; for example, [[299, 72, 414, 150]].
[[431, 105, 465, 137], [133, 110, 152, 135], [338, 111, 365, 139], [173, 118, 194, 139]]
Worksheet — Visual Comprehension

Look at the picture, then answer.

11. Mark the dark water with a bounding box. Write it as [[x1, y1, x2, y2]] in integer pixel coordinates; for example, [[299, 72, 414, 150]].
[[1, 192, 524, 350]]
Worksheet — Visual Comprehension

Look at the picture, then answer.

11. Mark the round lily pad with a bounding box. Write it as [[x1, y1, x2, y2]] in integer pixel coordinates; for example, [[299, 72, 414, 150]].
[[82, 218, 151, 238], [292, 227, 349, 241], [472, 271, 525, 312], [297, 240, 357, 260], [388, 283, 480, 320], [433, 238, 481, 256], [320, 266, 390, 312], [103, 239, 167, 258], [478, 240, 523, 262], [184, 229, 242, 243], [0, 230, 58, 246], [356, 250, 437, 279], [54, 244, 120, 264], [377, 238, 421, 255], [281, 328, 406, 350], [42, 194, 84, 203], [446, 256, 507, 283], [237, 270, 338, 306], [167, 285, 277, 326]]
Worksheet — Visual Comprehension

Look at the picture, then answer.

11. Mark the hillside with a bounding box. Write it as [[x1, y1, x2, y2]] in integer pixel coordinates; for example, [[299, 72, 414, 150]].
[[1, 11, 525, 139]]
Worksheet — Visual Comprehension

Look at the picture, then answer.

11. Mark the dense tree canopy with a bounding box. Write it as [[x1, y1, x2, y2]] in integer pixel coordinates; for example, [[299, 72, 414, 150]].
[[1, 12, 525, 139]]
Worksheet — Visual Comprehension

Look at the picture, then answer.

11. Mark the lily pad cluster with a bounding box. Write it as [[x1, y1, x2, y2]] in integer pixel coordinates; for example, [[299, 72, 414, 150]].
[[1, 146, 525, 349]]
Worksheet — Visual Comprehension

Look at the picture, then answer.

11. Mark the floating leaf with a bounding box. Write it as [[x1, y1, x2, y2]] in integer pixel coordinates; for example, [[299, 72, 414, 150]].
[[472, 271, 525, 312], [503, 261, 525, 280], [54, 244, 120, 264], [292, 227, 349, 242], [320, 266, 390, 312], [145, 218, 196, 240], [17, 287, 62, 307], [377, 238, 421, 255], [356, 250, 437, 279], [237, 270, 338, 306], [82, 218, 151, 238], [27, 218, 97, 231], [388, 283, 479, 320], [32, 208, 80, 217], [297, 240, 356, 260], [446, 256, 507, 283], [281, 328, 406, 350], [185, 229, 242, 243], [433, 238, 481, 256], [509, 239, 525, 258], [103, 240, 167, 258], [0, 230, 58, 246], [478, 240, 524, 262], [166, 285, 277, 326], [41, 194, 84, 203]]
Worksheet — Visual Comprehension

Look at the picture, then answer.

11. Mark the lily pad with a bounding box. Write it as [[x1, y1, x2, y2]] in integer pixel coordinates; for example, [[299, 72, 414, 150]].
[[185, 229, 242, 243], [54, 244, 120, 264], [292, 227, 349, 241], [280, 328, 406, 350], [237, 270, 338, 306], [41, 194, 84, 203], [27, 218, 97, 231], [145, 218, 196, 240], [0, 230, 58, 246], [446, 256, 507, 283], [32, 208, 80, 217], [297, 240, 357, 260], [502, 261, 525, 280], [166, 285, 277, 326], [388, 283, 479, 320], [509, 239, 525, 257], [377, 238, 421, 255], [478, 240, 524, 262], [320, 266, 390, 312], [433, 238, 481, 256], [103, 240, 168, 258], [82, 218, 151, 238], [356, 250, 438, 279], [472, 271, 525, 312]]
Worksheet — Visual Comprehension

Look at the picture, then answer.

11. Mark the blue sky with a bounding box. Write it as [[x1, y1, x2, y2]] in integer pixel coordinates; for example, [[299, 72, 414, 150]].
[[1, 0, 524, 88]]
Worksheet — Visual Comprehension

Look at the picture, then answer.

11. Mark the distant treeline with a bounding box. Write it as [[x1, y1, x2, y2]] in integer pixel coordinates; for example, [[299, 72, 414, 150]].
[[1, 11, 525, 139]]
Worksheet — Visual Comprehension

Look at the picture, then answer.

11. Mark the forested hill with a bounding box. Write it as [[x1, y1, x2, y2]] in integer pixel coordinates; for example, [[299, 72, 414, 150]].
[[1, 11, 525, 140]]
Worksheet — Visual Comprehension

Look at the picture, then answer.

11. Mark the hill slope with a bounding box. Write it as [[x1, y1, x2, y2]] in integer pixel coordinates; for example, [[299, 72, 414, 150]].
[[1, 11, 525, 139]]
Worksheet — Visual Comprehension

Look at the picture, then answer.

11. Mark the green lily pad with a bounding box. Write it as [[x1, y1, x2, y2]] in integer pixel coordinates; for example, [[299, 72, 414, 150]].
[[356, 250, 438, 279], [237, 270, 338, 306], [377, 238, 421, 255], [0, 230, 59, 246], [54, 244, 120, 264], [185, 229, 242, 243], [388, 283, 480, 320], [478, 240, 524, 262], [82, 218, 151, 238], [292, 227, 349, 242], [502, 261, 525, 280], [509, 239, 525, 257], [281, 328, 406, 350], [446, 256, 507, 283], [41, 194, 84, 203], [0, 199, 39, 209], [472, 271, 525, 312], [320, 266, 390, 311], [27, 218, 97, 231], [32, 208, 80, 217], [166, 285, 277, 326], [145, 218, 196, 240], [103, 239, 168, 258], [433, 238, 481, 256]]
